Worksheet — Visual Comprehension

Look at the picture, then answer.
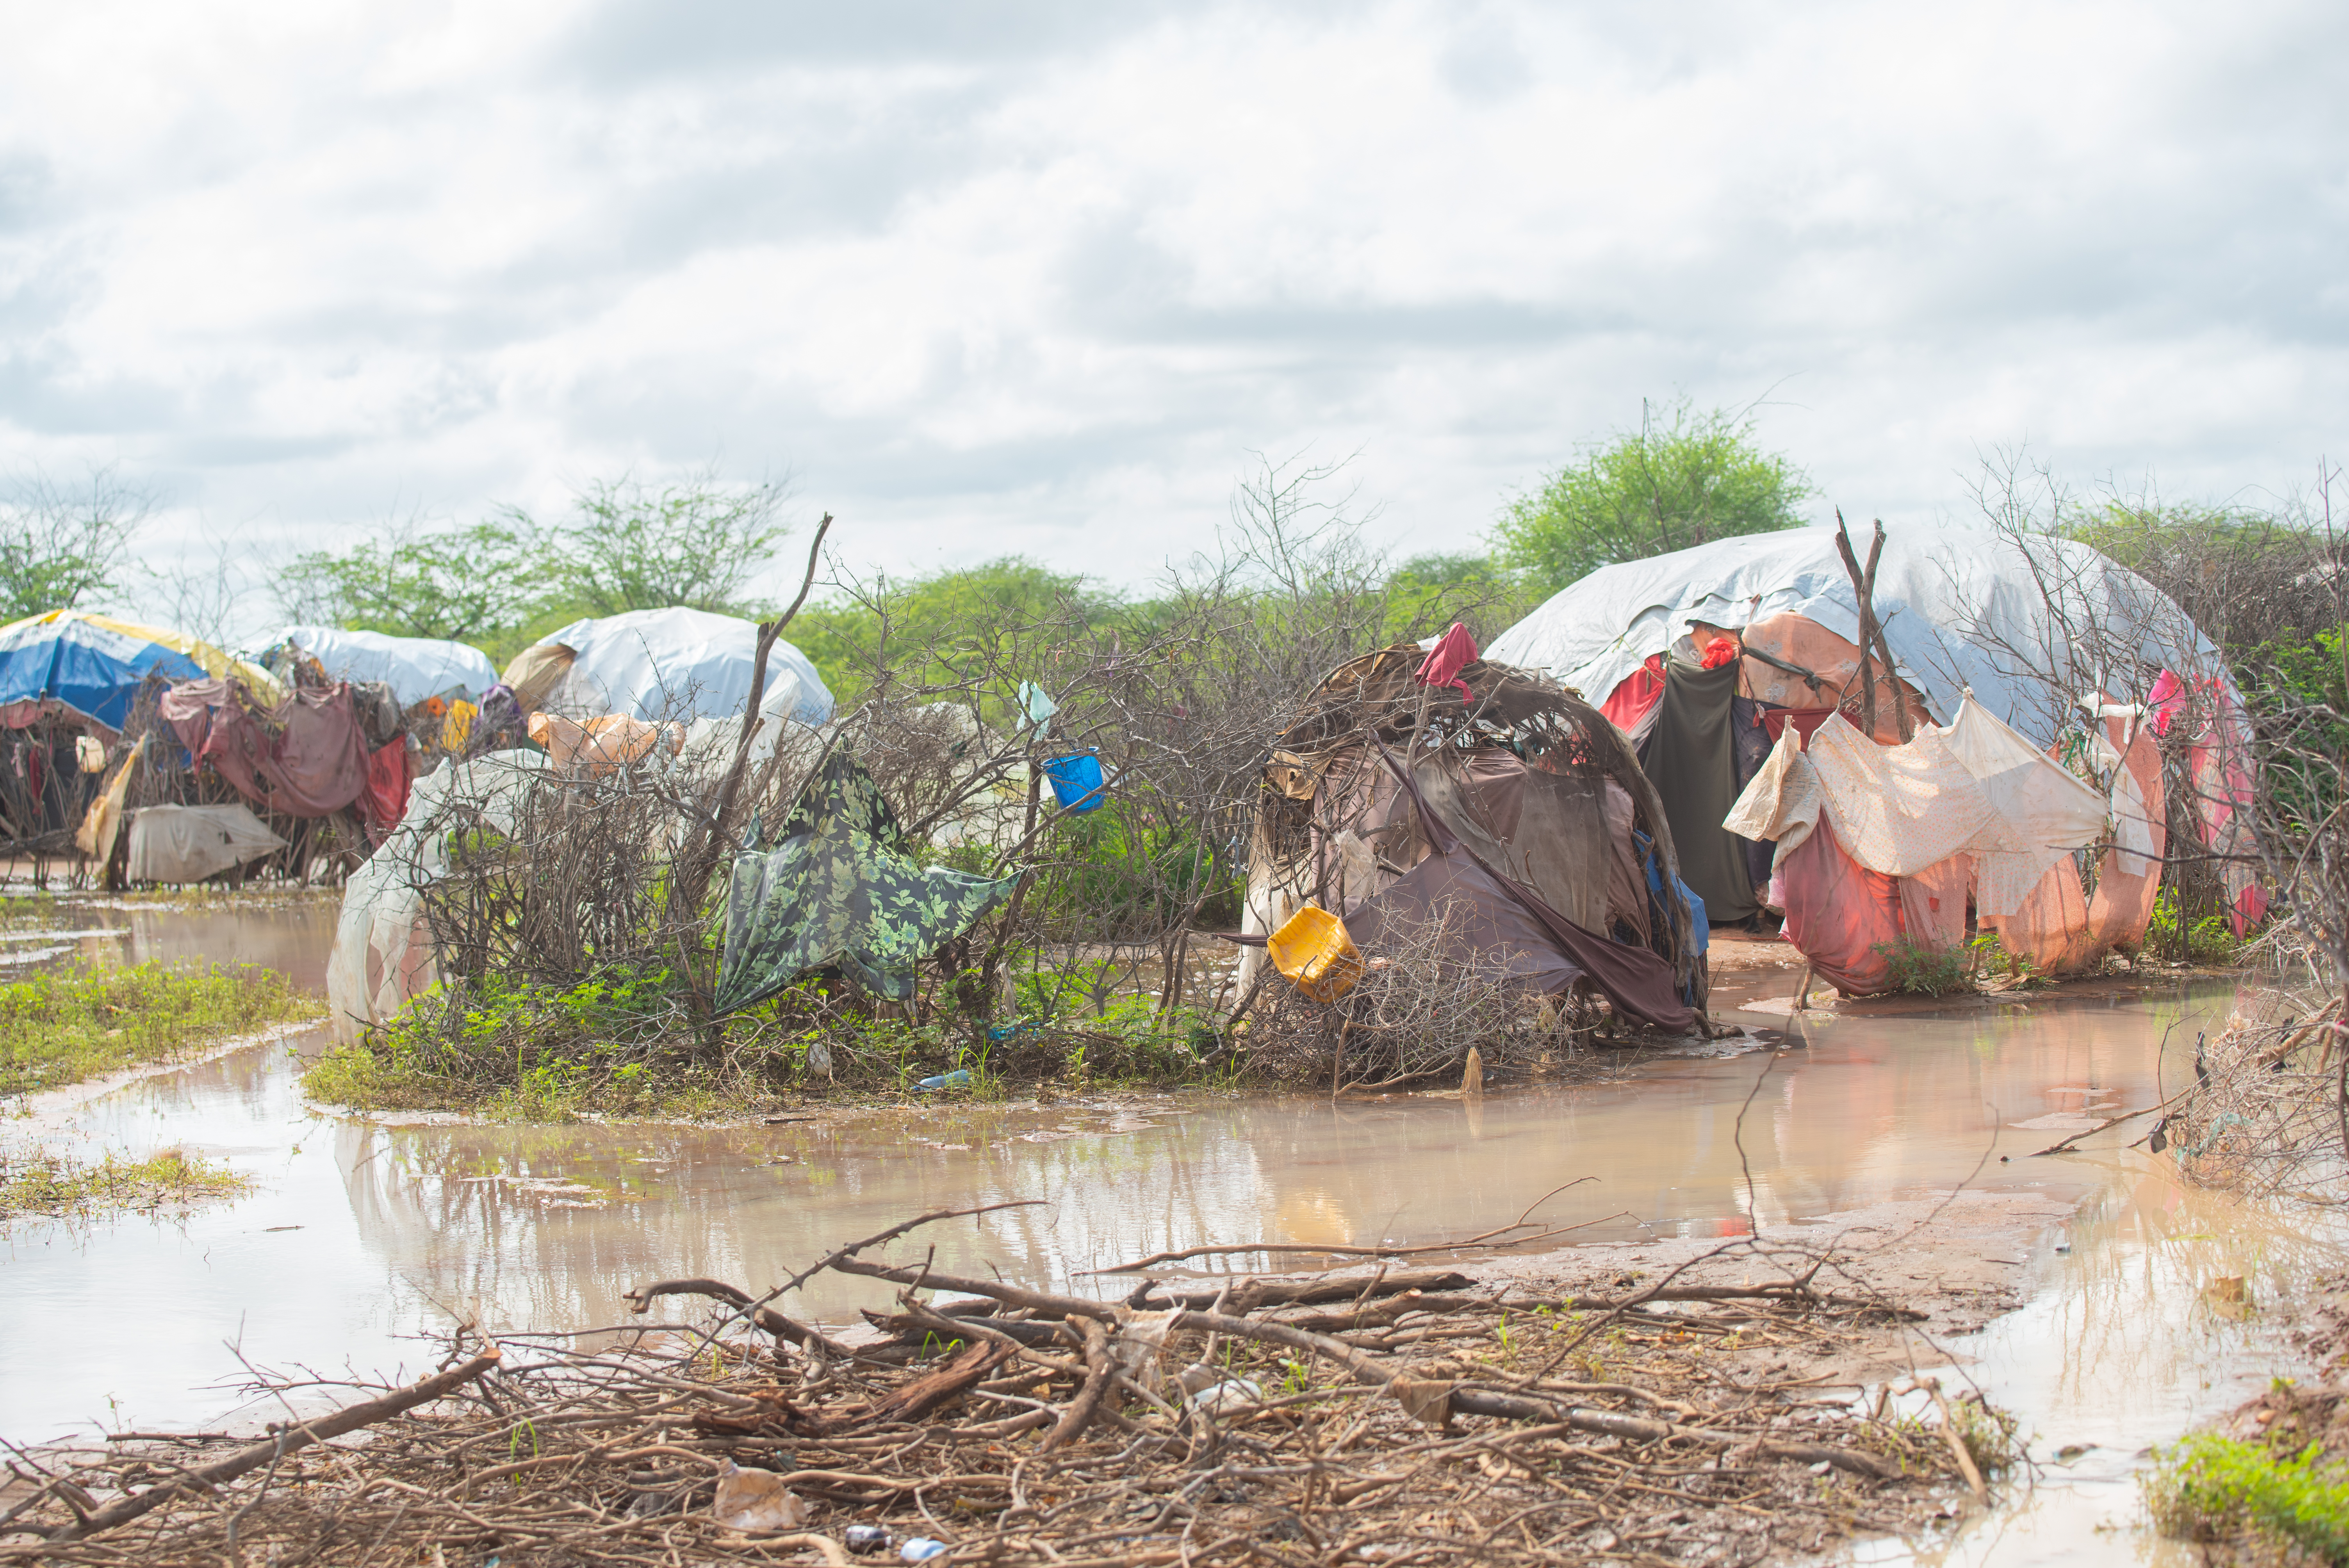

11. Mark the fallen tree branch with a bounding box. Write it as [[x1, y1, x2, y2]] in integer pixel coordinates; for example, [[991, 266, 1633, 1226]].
[[44, 1349, 503, 1541]]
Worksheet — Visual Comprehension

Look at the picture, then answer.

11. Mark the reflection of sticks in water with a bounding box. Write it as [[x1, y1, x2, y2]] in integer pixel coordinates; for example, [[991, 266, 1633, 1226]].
[[1088, 1177, 1602, 1274]]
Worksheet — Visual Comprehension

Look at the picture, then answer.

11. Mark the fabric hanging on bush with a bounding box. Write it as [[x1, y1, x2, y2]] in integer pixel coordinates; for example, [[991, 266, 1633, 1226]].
[[125, 804, 288, 885], [157, 679, 372, 818], [1413, 623, 1479, 703], [714, 753, 1019, 1012], [359, 739, 412, 844]]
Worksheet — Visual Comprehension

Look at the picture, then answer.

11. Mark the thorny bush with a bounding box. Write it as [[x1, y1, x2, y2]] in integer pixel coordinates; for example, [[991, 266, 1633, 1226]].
[[313, 459, 1531, 1113]]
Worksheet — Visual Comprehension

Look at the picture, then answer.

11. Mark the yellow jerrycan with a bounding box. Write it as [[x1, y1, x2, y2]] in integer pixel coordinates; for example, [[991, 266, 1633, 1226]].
[[1267, 903, 1364, 1003]]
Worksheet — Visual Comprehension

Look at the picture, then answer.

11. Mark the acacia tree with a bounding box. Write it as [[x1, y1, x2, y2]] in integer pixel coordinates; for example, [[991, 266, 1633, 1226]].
[[1489, 397, 1812, 593], [0, 463, 156, 621], [538, 472, 792, 618], [276, 515, 557, 648], [275, 473, 802, 660]]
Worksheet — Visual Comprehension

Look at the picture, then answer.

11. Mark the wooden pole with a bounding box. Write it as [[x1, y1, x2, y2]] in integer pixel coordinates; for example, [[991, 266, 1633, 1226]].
[[1833, 513, 1903, 740]]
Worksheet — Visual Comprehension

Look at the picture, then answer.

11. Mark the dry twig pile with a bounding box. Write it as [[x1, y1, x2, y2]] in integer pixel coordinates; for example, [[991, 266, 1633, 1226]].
[[1, 1208, 1989, 1566]]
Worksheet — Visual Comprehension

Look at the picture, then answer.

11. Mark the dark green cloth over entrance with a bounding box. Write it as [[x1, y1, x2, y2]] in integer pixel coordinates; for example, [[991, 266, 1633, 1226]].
[[1638, 657, 1758, 925], [713, 754, 1018, 1013]]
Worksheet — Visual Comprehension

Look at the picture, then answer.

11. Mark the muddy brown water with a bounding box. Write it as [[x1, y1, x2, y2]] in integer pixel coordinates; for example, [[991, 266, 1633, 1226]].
[[0, 902, 2338, 1564]]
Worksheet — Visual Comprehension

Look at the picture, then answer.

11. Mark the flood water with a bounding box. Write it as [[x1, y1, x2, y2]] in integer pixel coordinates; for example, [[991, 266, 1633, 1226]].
[[1, 901, 2337, 1564]]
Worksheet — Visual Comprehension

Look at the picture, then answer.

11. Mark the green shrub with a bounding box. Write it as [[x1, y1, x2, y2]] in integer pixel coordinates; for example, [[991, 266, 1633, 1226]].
[[2146, 887, 2246, 967], [2145, 1433, 2349, 1561], [303, 963, 1237, 1120], [1868, 937, 1979, 996]]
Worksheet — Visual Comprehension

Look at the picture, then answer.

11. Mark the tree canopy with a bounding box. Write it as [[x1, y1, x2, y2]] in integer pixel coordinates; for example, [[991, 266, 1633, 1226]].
[[277, 476, 803, 665], [542, 475, 791, 618], [1488, 400, 1813, 594], [0, 465, 154, 623], [276, 517, 554, 649]]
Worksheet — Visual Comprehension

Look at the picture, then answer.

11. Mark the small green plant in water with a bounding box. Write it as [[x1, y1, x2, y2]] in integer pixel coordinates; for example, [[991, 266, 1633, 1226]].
[[1869, 936, 1981, 996], [0, 1147, 249, 1222], [2145, 1432, 2349, 1561], [2146, 887, 2247, 967]]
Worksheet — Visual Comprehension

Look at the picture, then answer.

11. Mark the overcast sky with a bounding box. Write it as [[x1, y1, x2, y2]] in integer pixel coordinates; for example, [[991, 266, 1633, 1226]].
[[4, 1, 2344, 639]]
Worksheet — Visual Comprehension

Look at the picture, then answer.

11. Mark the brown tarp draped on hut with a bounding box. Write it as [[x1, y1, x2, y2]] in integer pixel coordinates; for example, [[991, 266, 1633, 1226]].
[[1239, 644, 1704, 1031], [157, 679, 371, 818], [1638, 657, 1759, 925]]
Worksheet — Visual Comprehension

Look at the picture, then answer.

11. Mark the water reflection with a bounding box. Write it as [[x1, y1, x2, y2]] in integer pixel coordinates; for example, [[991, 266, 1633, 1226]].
[[1, 980, 2247, 1446], [0, 894, 338, 991], [1855, 1156, 2346, 1567]]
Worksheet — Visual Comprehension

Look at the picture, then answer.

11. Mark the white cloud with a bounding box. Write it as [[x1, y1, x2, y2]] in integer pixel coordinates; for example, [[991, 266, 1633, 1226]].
[[0, 0, 2341, 639]]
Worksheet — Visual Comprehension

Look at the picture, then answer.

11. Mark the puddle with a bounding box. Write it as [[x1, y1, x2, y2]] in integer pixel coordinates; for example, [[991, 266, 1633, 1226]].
[[4, 979, 2228, 1397], [0, 913, 2332, 1563], [0, 895, 337, 989], [1849, 1160, 2345, 1566]]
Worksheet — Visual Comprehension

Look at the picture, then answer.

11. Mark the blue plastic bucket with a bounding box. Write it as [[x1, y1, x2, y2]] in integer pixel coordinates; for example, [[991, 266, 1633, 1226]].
[[1042, 752, 1108, 812]]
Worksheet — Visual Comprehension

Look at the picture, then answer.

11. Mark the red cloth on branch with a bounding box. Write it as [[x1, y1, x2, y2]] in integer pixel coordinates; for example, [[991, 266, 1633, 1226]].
[[1414, 622, 1479, 703]]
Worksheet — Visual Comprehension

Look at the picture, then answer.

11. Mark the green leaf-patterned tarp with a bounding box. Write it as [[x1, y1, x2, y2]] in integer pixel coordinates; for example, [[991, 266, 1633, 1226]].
[[713, 752, 1018, 1012]]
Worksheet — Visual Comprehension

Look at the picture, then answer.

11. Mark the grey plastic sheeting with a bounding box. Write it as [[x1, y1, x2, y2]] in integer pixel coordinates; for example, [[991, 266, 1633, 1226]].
[[1485, 523, 2232, 747]]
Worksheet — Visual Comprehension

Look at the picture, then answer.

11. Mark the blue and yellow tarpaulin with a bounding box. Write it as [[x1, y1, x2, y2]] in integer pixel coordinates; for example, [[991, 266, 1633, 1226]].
[[0, 610, 282, 731]]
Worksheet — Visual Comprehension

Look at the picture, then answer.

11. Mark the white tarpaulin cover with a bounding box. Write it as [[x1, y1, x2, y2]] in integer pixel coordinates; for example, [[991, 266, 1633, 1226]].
[[525, 607, 834, 727], [326, 751, 549, 1033], [125, 804, 288, 884], [277, 625, 500, 707], [1484, 523, 2231, 746], [1725, 700, 2111, 917]]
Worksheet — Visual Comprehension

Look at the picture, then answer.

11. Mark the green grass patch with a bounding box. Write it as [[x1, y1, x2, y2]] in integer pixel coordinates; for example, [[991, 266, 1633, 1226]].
[[2146, 1432, 2349, 1562], [302, 971, 1240, 1122], [0, 1146, 250, 1222], [0, 960, 325, 1099]]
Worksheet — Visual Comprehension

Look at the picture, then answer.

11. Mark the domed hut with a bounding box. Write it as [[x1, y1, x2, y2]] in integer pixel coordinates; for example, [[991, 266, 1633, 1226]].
[[1233, 639, 1705, 1045], [503, 607, 834, 729], [1486, 523, 2246, 991]]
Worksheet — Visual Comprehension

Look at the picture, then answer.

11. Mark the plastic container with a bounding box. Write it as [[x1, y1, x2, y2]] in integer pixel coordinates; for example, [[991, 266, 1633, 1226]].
[[844, 1524, 891, 1554], [1189, 1377, 1264, 1416], [900, 1540, 947, 1563], [914, 1069, 973, 1092], [1266, 903, 1363, 1002], [1041, 752, 1108, 813]]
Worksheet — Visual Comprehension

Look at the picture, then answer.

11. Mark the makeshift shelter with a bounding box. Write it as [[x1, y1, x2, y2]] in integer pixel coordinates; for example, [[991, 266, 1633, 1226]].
[[0, 611, 285, 859], [268, 625, 499, 709], [1235, 643, 1704, 1033], [713, 752, 1019, 1012], [0, 609, 282, 734], [505, 608, 834, 728], [1488, 524, 2233, 985]]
